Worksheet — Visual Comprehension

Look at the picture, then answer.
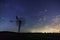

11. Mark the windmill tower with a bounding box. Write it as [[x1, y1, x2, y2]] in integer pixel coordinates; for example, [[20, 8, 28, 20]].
[[16, 16, 22, 32], [10, 16, 25, 32]]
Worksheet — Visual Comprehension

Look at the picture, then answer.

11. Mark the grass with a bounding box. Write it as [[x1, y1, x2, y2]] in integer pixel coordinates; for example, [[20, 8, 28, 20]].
[[0, 31, 60, 40]]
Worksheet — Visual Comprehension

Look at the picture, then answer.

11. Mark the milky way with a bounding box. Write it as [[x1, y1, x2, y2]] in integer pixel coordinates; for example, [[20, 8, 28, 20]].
[[0, 0, 60, 33]]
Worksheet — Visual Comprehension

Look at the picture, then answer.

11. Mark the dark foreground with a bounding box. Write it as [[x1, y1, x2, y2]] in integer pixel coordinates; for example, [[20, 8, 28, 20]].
[[0, 31, 60, 40]]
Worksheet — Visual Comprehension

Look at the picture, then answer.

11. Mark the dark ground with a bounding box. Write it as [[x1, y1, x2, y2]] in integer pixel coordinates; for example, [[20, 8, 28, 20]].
[[0, 31, 60, 40]]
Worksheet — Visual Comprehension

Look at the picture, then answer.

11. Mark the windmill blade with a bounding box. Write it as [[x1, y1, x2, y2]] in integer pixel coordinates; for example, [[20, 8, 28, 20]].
[[10, 20, 14, 22], [16, 16, 19, 26], [16, 16, 19, 20]]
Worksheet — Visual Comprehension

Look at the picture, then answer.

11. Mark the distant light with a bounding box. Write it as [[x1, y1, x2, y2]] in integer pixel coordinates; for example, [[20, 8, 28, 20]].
[[30, 27, 60, 33]]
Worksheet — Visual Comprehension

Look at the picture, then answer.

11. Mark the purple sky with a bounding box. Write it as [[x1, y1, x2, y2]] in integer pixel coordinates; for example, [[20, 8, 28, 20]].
[[0, 0, 60, 33]]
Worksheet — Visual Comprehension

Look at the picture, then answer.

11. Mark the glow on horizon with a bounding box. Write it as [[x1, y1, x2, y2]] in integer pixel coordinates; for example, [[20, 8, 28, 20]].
[[30, 15, 60, 33], [31, 27, 60, 33]]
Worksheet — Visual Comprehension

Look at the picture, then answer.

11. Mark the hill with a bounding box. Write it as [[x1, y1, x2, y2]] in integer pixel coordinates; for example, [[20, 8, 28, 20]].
[[0, 31, 60, 40]]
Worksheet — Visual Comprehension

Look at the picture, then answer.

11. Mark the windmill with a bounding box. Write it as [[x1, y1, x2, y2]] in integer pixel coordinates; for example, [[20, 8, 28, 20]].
[[10, 16, 25, 32]]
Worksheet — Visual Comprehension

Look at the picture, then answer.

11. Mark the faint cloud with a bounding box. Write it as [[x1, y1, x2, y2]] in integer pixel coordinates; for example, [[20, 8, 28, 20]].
[[40, 9, 48, 13], [40, 11, 43, 13], [52, 15, 60, 25], [44, 9, 48, 12], [38, 16, 47, 22], [30, 15, 60, 33]]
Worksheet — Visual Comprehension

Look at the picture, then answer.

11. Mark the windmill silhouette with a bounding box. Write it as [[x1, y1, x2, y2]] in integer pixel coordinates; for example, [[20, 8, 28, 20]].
[[10, 16, 25, 32]]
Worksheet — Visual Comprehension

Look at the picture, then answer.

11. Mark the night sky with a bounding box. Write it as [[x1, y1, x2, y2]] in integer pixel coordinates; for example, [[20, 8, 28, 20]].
[[0, 0, 60, 33]]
